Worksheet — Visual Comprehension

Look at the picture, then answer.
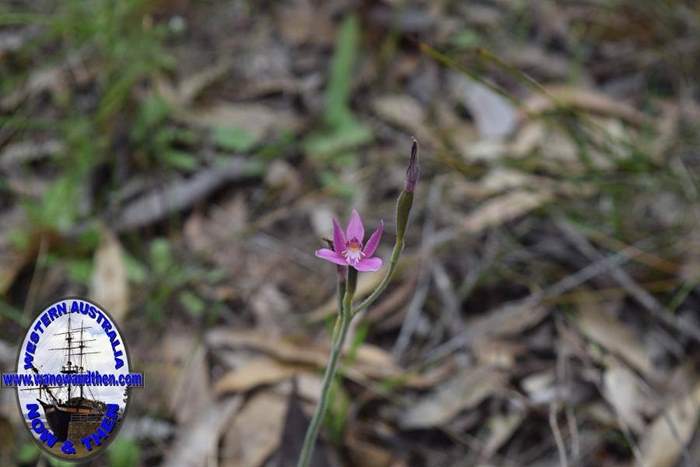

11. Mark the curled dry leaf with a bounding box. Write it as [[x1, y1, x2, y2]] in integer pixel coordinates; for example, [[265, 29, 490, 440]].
[[90, 227, 129, 320]]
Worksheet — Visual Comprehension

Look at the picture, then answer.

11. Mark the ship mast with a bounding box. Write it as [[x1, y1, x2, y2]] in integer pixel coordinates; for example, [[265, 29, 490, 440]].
[[66, 313, 72, 401], [50, 315, 98, 405], [79, 320, 85, 399]]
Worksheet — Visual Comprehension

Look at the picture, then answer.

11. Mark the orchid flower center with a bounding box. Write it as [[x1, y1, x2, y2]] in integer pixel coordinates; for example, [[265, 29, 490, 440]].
[[342, 238, 364, 265]]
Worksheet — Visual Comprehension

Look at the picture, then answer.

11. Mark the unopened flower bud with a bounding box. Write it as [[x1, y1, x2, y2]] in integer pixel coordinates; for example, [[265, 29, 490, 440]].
[[396, 139, 419, 242], [404, 138, 420, 193]]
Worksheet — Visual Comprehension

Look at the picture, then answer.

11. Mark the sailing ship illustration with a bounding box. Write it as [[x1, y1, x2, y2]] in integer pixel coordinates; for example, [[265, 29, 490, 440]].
[[24, 314, 107, 441]]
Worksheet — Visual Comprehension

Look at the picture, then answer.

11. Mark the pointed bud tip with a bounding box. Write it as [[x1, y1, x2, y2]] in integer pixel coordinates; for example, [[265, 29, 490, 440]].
[[405, 138, 420, 192]]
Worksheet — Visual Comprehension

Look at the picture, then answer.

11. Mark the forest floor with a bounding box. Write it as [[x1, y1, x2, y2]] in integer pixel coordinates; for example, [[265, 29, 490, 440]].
[[1, 1, 700, 466]]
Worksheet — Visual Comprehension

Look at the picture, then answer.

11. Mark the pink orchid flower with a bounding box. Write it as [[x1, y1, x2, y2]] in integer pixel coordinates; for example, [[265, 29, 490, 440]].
[[315, 209, 384, 272]]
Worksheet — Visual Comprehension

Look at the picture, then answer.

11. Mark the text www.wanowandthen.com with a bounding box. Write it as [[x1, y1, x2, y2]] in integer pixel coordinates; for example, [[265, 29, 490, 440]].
[[1, 371, 144, 387]]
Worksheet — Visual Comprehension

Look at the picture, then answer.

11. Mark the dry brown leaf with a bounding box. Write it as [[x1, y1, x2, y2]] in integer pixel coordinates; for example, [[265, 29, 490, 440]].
[[215, 358, 301, 395], [222, 390, 287, 467], [164, 396, 243, 467], [175, 102, 299, 146], [264, 159, 302, 201], [523, 85, 653, 127], [574, 302, 655, 378], [371, 94, 430, 142], [473, 339, 525, 369], [250, 284, 294, 336], [169, 344, 213, 426], [0, 208, 29, 295], [522, 370, 555, 405], [145, 330, 200, 416], [275, 381, 332, 467], [1, 65, 67, 110], [207, 328, 403, 385], [603, 364, 650, 433], [90, 226, 129, 320], [399, 366, 506, 429], [177, 59, 234, 106], [482, 411, 525, 458], [451, 74, 518, 140], [207, 329, 426, 391], [464, 303, 550, 345], [346, 432, 396, 467], [463, 189, 552, 233], [640, 380, 700, 467], [276, 0, 334, 45], [0, 140, 64, 169]]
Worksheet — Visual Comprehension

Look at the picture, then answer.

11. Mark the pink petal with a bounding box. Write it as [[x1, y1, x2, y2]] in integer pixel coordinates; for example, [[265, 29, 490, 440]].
[[354, 257, 383, 272], [332, 218, 346, 253], [362, 220, 383, 257], [315, 248, 348, 266], [346, 209, 365, 242]]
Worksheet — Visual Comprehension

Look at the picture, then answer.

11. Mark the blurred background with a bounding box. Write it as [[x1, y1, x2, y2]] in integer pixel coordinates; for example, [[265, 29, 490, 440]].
[[1, 0, 700, 466]]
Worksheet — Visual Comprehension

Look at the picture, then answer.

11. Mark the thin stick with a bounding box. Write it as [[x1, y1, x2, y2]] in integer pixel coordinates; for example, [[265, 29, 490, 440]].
[[549, 403, 569, 467]]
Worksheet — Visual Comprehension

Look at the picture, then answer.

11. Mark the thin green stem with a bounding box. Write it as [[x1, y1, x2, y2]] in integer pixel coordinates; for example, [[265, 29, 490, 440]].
[[297, 271, 355, 467]]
